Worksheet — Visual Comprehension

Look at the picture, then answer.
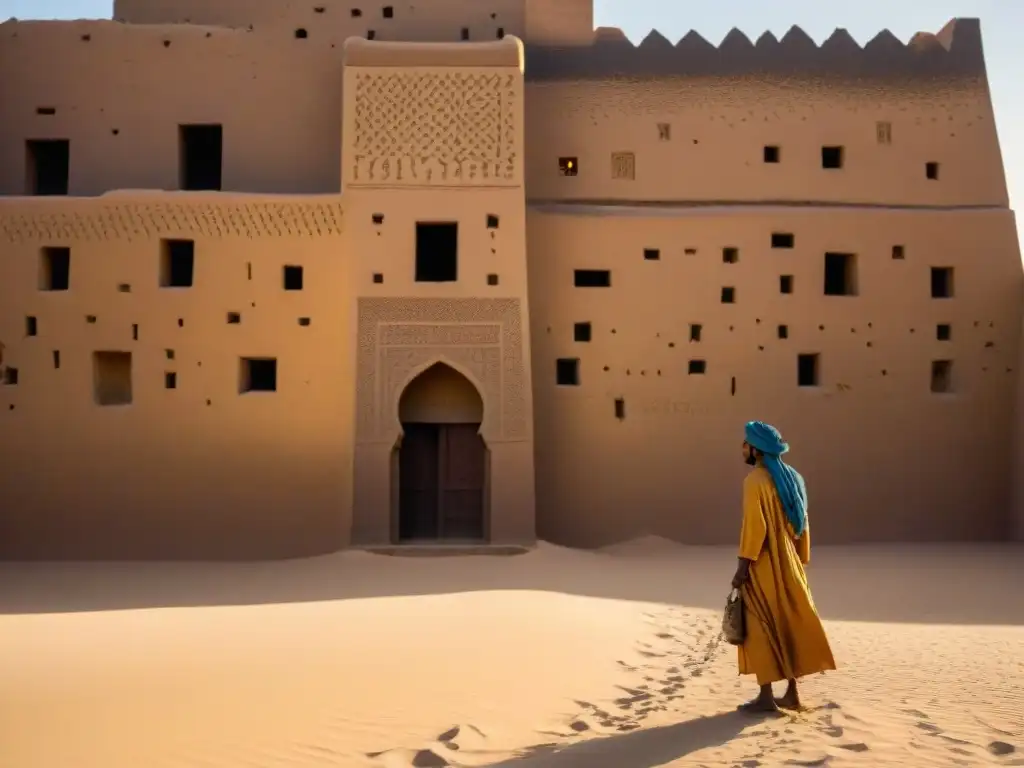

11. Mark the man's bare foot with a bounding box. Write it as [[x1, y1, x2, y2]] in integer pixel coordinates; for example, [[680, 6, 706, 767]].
[[775, 690, 803, 710], [738, 696, 782, 715]]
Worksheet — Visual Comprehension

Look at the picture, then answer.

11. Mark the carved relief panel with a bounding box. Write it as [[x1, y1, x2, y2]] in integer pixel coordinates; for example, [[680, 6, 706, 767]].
[[356, 297, 529, 443], [346, 69, 520, 188]]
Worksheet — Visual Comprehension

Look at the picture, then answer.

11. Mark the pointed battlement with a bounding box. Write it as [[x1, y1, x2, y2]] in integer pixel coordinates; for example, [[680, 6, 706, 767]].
[[526, 18, 986, 80]]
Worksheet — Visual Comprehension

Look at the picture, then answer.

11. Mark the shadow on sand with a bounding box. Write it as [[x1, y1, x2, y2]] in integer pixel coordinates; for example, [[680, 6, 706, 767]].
[[0, 542, 1022, 626], [484, 710, 753, 767]]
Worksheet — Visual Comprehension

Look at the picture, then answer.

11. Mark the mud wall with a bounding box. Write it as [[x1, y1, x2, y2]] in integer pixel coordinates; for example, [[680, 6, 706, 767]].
[[0, 193, 356, 559], [526, 205, 1022, 546]]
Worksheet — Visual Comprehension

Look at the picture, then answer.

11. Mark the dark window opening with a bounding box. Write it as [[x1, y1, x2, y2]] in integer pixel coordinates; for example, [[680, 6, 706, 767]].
[[283, 264, 303, 290], [797, 353, 819, 387], [298, 317, 311, 326], [730, 376, 737, 395], [823, 252, 857, 296], [643, 248, 660, 261], [241, 357, 277, 392], [931, 360, 952, 392], [486, 214, 499, 228], [892, 245, 905, 259], [614, 397, 625, 420], [556, 358, 580, 386], [780, 275, 793, 294], [26, 139, 70, 195], [926, 162, 939, 180], [3, 367, 19, 385], [93, 351, 132, 405], [486, 273, 499, 285], [573, 322, 592, 342], [778, 324, 789, 339], [574, 269, 610, 288], [558, 157, 578, 176], [688, 359, 706, 375], [367, 30, 376, 39], [227, 312, 241, 324], [763, 145, 780, 163], [690, 323, 702, 342], [372, 273, 383, 283], [936, 323, 951, 341], [160, 239, 195, 287], [722, 247, 738, 264], [372, 213, 384, 224], [166, 349, 175, 360], [931, 267, 953, 298], [53, 350, 60, 369], [294, 27, 308, 38], [415, 222, 458, 282], [460, 27, 470, 40], [165, 371, 177, 389], [132, 323, 138, 340], [382, 5, 393, 17], [721, 286, 735, 303], [26, 316, 37, 336], [351, 8, 362, 16], [496, 27, 504, 38], [771, 232, 794, 249], [178, 124, 222, 191], [821, 146, 844, 169], [40, 246, 70, 290], [36, 106, 56, 115]]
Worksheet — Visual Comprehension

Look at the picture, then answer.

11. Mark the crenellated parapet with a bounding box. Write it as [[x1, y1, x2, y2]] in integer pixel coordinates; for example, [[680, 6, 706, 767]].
[[525, 18, 986, 81]]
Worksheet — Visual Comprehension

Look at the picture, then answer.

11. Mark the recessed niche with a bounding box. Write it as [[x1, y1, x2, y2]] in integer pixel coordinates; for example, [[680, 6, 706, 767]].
[[722, 247, 738, 264], [460, 27, 470, 40], [484, 274, 498, 286], [165, 371, 177, 389], [763, 145, 780, 163], [574, 269, 610, 288], [486, 214, 499, 228], [372, 213, 384, 224], [40, 246, 71, 290], [573, 322, 592, 342], [52, 350, 60, 369], [771, 232, 794, 249], [657, 123, 671, 140], [892, 245, 905, 259], [556, 358, 580, 386], [367, 30, 376, 39], [372, 273, 384, 283], [496, 27, 504, 38], [876, 121, 892, 144], [294, 28, 308, 38], [797, 353, 819, 387], [132, 323, 139, 340], [283, 264, 304, 290], [926, 162, 940, 180], [351, 8, 362, 16], [3, 367, 18, 385], [931, 267, 954, 298], [117, 283, 131, 292], [778, 324, 789, 339], [93, 351, 132, 405], [165, 349, 175, 360], [415, 222, 458, 282], [690, 324, 702, 342], [227, 312, 241, 324], [821, 146, 844, 169], [298, 317, 311, 326], [558, 157, 578, 176], [382, 5, 393, 17], [36, 106, 56, 115], [614, 397, 626, 420], [936, 323, 951, 340], [160, 239, 194, 288], [643, 248, 660, 261], [823, 252, 857, 296], [931, 360, 952, 392], [688, 359, 706, 375], [241, 357, 277, 393], [721, 287, 735, 303], [780, 275, 793, 294], [26, 316, 37, 336], [26, 138, 70, 196], [86, 315, 97, 323]]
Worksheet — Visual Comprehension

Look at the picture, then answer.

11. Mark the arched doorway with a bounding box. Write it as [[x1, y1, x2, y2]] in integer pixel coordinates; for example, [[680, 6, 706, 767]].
[[396, 362, 488, 542]]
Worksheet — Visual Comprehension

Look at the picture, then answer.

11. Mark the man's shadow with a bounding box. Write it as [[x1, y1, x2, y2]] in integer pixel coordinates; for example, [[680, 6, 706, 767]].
[[484, 709, 756, 767]]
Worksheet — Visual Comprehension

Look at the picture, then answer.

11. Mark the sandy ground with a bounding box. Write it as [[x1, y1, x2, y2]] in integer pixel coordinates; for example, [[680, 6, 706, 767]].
[[1, 539, 1022, 768]]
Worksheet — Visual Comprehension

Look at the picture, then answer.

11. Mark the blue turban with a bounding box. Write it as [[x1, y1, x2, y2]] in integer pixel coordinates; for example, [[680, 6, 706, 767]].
[[744, 421, 808, 537]]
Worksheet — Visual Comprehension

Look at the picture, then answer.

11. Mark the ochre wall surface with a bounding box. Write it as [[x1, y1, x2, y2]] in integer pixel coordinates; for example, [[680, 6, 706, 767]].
[[0, 194, 355, 559], [528, 206, 1022, 545]]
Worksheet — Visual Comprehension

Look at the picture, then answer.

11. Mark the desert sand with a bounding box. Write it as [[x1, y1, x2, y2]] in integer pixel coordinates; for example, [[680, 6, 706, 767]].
[[0, 539, 1022, 768]]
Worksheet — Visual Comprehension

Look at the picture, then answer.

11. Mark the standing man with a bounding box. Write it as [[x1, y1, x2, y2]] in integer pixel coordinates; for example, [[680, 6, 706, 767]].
[[732, 421, 836, 713]]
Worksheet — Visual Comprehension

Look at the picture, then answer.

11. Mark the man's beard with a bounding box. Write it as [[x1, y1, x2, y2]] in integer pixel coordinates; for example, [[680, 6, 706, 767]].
[[744, 452, 757, 466]]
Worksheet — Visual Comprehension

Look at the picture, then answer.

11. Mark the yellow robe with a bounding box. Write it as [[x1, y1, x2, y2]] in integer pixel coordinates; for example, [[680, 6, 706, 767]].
[[738, 466, 836, 685]]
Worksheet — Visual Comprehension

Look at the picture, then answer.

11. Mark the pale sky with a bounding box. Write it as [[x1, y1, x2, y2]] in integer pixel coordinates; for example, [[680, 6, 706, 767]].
[[3, 0, 1023, 218]]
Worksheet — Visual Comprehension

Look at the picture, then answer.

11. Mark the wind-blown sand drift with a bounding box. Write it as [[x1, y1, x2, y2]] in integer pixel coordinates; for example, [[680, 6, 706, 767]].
[[0, 540, 1022, 767]]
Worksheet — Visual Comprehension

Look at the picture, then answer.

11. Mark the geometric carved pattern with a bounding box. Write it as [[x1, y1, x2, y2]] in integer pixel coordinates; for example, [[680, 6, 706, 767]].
[[0, 198, 345, 243], [356, 297, 528, 442], [349, 71, 518, 187]]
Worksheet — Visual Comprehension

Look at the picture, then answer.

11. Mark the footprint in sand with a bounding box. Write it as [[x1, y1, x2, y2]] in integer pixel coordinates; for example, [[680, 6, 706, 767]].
[[838, 742, 869, 752], [989, 741, 1016, 756]]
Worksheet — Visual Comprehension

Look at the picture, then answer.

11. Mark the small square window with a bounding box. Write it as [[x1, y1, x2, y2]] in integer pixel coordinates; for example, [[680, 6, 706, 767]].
[[372, 273, 383, 283], [574, 269, 610, 288], [486, 273, 499, 285], [777, 324, 789, 339], [573, 322, 592, 342], [763, 145, 780, 163], [931, 360, 952, 393], [926, 162, 939, 180], [936, 323, 951, 341], [382, 5, 393, 17], [165, 371, 177, 389], [721, 287, 735, 303], [688, 359, 706, 375], [486, 214, 499, 228], [241, 357, 277, 393], [780, 275, 793, 294], [614, 397, 625, 420], [3, 367, 18, 385], [558, 157, 578, 177], [283, 265, 303, 290], [657, 123, 671, 140], [40, 246, 71, 290], [26, 316, 37, 336], [227, 312, 241, 324], [892, 245, 905, 259], [643, 248, 660, 260], [689, 324, 702, 342], [771, 232, 794, 249], [931, 267, 953, 298], [372, 213, 384, 224], [460, 27, 470, 40], [722, 247, 738, 264], [556, 358, 580, 386], [797, 353, 819, 387], [821, 146, 844, 169]]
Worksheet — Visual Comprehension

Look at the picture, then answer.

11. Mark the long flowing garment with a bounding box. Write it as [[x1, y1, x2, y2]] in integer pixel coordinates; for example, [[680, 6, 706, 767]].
[[738, 466, 837, 685]]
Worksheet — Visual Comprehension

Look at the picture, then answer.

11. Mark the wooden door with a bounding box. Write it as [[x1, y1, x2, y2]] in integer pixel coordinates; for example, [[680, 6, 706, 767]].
[[439, 424, 486, 540], [398, 423, 440, 541]]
